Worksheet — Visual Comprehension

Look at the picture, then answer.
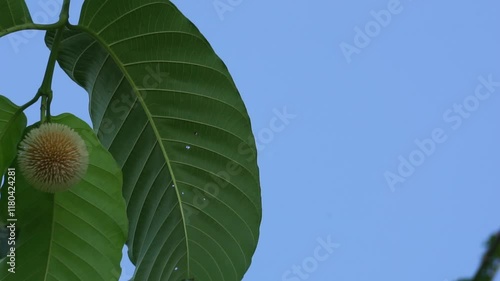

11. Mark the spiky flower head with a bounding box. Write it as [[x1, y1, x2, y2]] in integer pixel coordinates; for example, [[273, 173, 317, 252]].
[[18, 123, 89, 193]]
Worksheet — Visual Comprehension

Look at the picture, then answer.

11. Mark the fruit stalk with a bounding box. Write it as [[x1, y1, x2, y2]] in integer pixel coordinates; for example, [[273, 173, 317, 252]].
[[39, 0, 70, 123]]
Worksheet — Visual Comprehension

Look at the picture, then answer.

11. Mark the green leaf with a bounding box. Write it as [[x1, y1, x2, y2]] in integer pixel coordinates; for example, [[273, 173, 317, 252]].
[[47, 0, 262, 280], [457, 231, 500, 281], [0, 0, 33, 37], [0, 95, 26, 178], [0, 114, 128, 281]]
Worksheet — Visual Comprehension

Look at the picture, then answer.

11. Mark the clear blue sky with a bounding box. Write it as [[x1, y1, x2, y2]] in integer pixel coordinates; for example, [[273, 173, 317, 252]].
[[1, 0, 499, 280]]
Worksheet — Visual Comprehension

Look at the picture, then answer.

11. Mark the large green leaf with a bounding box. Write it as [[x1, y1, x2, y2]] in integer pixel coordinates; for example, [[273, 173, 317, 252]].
[[0, 0, 33, 37], [47, 0, 262, 280], [0, 114, 128, 281], [0, 95, 26, 178]]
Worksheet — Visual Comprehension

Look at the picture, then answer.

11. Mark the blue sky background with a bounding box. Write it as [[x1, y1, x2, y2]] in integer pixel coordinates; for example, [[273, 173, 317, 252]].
[[1, 0, 499, 280]]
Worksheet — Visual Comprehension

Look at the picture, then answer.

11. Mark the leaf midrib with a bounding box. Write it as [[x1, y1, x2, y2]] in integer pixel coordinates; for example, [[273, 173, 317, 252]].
[[42, 195, 56, 281], [67, 23, 192, 276], [0, 23, 38, 38]]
